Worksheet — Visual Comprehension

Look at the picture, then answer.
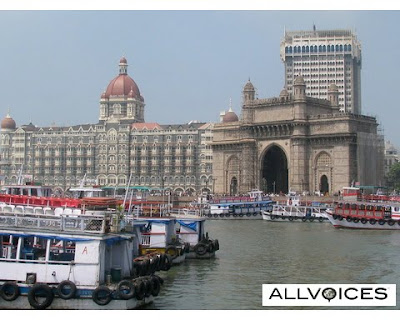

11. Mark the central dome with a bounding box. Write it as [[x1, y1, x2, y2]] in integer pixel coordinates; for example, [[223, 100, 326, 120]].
[[103, 57, 142, 100]]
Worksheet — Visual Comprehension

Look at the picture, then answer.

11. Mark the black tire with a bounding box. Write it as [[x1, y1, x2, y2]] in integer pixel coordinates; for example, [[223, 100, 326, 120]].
[[207, 242, 215, 253], [333, 214, 338, 220], [57, 280, 76, 300], [309, 217, 315, 222], [214, 239, 220, 251], [117, 280, 135, 300], [338, 215, 343, 221], [161, 254, 171, 271], [353, 218, 359, 223], [0, 282, 20, 301], [153, 274, 164, 285], [233, 214, 237, 217], [370, 219, 376, 225], [239, 213, 244, 217], [165, 245, 178, 259], [378, 219, 386, 225], [150, 276, 161, 297], [270, 214, 275, 220], [281, 216, 286, 220], [246, 213, 251, 217], [143, 278, 153, 298], [92, 286, 112, 306], [207, 213, 212, 218], [134, 280, 145, 300], [288, 216, 294, 221], [194, 243, 208, 256], [302, 217, 307, 222], [225, 213, 230, 217], [388, 220, 395, 226], [28, 284, 54, 309], [220, 214, 225, 218], [213, 214, 218, 218], [253, 212, 258, 216], [361, 218, 367, 224], [318, 217, 324, 222], [346, 216, 352, 222]]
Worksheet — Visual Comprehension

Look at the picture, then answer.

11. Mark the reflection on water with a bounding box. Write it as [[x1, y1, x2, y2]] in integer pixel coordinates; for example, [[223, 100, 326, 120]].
[[150, 220, 400, 310]]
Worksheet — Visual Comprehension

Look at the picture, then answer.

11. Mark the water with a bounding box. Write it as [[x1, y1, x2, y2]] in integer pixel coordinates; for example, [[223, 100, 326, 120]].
[[150, 220, 400, 310]]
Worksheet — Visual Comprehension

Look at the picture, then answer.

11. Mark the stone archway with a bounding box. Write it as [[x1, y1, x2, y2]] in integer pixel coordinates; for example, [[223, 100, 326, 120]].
[[320, 175, 329, 194], [230, 177, 238, 195], [262, 145, 288, 194]]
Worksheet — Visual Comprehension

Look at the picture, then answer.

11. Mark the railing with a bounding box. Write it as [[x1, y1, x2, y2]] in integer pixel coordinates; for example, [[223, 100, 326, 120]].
[[0, 212, 110, 234], [273, 205, 327, 216], [141, 234, 151, 246]]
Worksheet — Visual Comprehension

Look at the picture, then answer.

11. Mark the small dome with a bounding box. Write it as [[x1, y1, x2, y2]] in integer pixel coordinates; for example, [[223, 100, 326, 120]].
[[222, 108, 239, 123], [120, 56, 127, 64], [22, 122, 35, 131], [244, 79, 255, 91], [279, 88, 289, 97], [1, 114, 16, 130], [294, 76, 305, 85], [100, 91, 106, 99], [328, 83, 338, 91]]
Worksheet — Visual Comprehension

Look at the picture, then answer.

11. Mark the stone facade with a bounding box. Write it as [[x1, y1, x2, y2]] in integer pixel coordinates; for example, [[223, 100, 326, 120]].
[[0, 58, 213, 194], [212, 77, 384, 195]]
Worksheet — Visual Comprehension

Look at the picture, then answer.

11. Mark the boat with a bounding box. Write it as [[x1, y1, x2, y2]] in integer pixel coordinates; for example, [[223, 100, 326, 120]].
[[325, 201, 400, 230], [261, 204, 329, 222], [134, 217, 188, 264], [0, 208, 164, 309], [202, 190, 274, 220], [176, 217, 219, 259]]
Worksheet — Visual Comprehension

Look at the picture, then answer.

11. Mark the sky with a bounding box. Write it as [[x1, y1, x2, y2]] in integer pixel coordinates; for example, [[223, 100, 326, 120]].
[[0, 10, 400, 145]]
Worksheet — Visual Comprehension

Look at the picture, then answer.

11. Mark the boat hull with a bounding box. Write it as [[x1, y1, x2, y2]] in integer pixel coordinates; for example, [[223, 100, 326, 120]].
[[0, 291, 154, 310], [205, 212, 263, 220], [262, 211, 328, 223], [326, 214, 400, 230]]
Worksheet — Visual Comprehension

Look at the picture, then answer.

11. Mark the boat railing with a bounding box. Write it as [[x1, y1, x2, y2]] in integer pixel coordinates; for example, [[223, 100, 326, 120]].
[[0, 212, 111, 234], [140, 234, 151, 246], [272, 204, 327, 216]]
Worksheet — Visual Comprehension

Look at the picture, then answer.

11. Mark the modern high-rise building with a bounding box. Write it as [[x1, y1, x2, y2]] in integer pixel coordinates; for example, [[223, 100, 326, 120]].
[[280, 27, 362, 114]]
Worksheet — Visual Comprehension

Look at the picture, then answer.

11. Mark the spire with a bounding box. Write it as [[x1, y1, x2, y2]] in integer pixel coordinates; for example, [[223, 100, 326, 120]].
[[119, 56, 128, 75], [229, 97, 232, 111]]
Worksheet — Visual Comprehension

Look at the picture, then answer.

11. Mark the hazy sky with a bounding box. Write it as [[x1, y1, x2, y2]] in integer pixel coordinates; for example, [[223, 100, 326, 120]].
[[0, 11, 399, 144]]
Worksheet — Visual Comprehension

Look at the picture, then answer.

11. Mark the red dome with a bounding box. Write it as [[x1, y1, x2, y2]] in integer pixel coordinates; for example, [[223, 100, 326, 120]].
[[222, 110, 239, 122], [120, 57, 127, 64], [1, 114, 16, 130], [104, 74, 141, 99]]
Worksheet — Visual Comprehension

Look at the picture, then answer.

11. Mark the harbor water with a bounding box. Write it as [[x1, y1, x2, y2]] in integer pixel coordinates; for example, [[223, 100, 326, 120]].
[[150, 220, 400, 309]]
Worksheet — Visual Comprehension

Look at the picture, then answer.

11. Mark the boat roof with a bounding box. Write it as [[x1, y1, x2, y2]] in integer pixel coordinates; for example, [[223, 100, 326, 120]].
[[1, 185, 51, 189], [69, 188, 103, 192], [210, 200, 274, 206]]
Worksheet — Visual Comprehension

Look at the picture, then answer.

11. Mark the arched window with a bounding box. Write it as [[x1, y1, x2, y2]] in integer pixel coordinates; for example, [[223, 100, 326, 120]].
[[294, 47, 297, 53], [348, 44, 352, 51], [339, 44, 343, 51], [316, 152, 332, 167], [344, 44, 348, 51], [305, 46, 309, 53]]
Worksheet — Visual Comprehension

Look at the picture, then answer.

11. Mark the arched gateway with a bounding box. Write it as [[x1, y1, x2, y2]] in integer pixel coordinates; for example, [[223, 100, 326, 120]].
[[262, 145, 288, 194]]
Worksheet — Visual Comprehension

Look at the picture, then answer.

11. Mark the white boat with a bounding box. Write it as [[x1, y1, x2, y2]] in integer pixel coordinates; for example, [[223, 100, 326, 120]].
[[176, 217, 219, 259], [0, 209, 163, 309], [262, 204, 329, 222], [134, 217, 187, 264], [203, 190, 274, 220], [325, 201, 400, 230]]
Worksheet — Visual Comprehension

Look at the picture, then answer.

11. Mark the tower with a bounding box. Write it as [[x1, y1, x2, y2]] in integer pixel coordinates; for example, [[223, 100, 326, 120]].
[[280, 27, 362, 114]]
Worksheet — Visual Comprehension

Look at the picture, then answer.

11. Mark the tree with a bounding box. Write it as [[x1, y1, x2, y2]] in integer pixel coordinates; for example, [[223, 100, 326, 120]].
[[386, 162, 400, 191]]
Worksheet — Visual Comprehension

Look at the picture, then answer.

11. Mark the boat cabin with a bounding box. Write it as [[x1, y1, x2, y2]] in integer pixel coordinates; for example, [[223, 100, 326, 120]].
[[68, 187, 106, 199], [334, 202, 400, 221], [135, 218, 177, 254], [176, 218, 206, 246], [0, 185, 53, 197]]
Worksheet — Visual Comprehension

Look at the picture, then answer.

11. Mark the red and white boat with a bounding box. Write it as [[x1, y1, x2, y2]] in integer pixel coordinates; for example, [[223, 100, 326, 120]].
[[325, 201, 400, 230]]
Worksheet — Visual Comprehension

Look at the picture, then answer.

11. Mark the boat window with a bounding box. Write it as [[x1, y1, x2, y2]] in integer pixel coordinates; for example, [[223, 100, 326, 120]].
[[351, 204, 357, 210], [31, 188, 38, 197], [395, 207, 399, 212], [376, 206, 382, 211], [337, 203, 343, 209], [49, 240, 76, 262], [1, 235, 18, 259], [344, 203, 350, 209], [385, 207, 391, 212], [359, 204, 365, 210], [22, 188, 29, 196], [375, 212, 382, 217], [19, 236, 47, 261], [366, 205, 373, 210]]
